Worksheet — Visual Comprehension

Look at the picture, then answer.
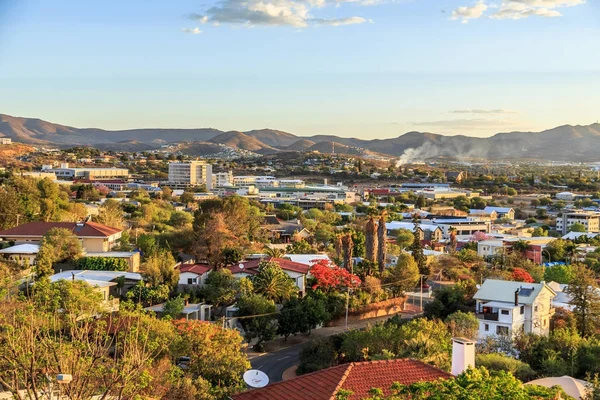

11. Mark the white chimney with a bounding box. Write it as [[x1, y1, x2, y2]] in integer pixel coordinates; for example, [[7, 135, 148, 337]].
[[451, 337, 476, 376]]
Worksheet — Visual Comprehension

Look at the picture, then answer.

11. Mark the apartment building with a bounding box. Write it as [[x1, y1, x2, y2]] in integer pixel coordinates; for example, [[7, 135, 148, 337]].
[[556, 211, 600, 235], [0, 138, 12, 145], [213, 171, 233, 187], [168, 161, 213, 190]]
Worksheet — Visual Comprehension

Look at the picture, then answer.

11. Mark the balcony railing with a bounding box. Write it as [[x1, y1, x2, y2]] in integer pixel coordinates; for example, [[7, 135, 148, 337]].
[[476, 312, 499, 321]]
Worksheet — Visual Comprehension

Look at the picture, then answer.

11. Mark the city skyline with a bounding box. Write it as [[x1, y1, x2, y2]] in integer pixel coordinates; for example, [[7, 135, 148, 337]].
[[0, 0, 598, 138]]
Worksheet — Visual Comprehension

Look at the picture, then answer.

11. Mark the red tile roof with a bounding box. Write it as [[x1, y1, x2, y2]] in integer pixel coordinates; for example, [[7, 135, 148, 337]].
[[227, 257, 310, 275], [179, 263, 212, 275], [0, 221, 122, 238], [232, 359, 451, 400]]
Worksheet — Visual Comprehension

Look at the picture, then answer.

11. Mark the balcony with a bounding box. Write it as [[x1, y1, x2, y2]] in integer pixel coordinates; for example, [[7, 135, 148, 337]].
[[476, 312, 499, 321]]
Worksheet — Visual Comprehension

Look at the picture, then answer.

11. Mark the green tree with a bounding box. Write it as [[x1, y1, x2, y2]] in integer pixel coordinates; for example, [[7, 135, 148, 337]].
[[569, 223, 587, 233], [532, 227, 548, 237], [446, 311, 479, 340], [382, 253, 419, 296], [142, 248, 179, 289], [202, 269, 239, 307], [251, 260, 297, 303], [566, 264, 600, 337], [162, 295, 185, 319], [410, 226, 428, 275], [95, 199, 125, 229], [35, 227, 83, 276], [544, 264, 575, 284], [286, 240, 314, 254], [424, 281, 476, 320], [236, 294, 277, 351], [393, 228, 414, 250]]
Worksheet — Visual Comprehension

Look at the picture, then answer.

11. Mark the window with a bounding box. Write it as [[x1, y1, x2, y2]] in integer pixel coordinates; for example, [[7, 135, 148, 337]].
[[543, 319, 547, 327], [484, 324, 489, 332], [496, 326, 509, 336], [534, 305, 538, 312], [501, 310, 509, 315], [520, 306, 525, 315]]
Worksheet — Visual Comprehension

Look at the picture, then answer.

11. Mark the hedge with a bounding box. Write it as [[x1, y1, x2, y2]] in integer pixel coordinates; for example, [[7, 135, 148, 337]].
[[78, 257, 129, 271]]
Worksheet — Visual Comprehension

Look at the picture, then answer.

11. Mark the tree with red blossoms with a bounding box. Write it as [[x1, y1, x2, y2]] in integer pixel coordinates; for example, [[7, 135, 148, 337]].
[[511, 268, 535, 283], [310, 260, 361, 292]]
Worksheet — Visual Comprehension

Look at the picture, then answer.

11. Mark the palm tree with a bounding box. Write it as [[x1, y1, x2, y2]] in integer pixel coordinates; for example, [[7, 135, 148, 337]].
[[365, 216, 378, 263], [342, 233, 354, 273], [377, 213, 387, 272], [251, 261, 297, 302], [264, 246, 286, 258]]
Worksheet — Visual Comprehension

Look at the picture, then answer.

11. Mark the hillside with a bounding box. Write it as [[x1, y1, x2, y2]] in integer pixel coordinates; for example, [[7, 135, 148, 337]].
[[2, 113, 600, 161]]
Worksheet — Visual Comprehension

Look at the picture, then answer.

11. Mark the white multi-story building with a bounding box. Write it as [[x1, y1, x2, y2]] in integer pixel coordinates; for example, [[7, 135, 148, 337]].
[[0, 138, 12, 145], [233, 175, 277, 188], [43, 164, 129, 180], [556, 211, 600, 235], [168, 161, 213, 190], [213, 171, 233, 187], [473, 279, 556, 339]]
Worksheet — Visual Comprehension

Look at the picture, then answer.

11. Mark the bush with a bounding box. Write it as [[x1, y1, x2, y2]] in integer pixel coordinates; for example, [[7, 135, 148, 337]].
[[78, 257, 129, 271], [297, 337, 338, 374], [476, 353, 536, 382]]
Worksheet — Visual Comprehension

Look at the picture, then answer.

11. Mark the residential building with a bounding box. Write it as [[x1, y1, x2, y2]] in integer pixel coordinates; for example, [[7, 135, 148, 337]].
[[228, 257, 310, 297], [178, 263, 211, 287], [83, 251, 141, 272], [556, 192, 576, 201], [146, 302, 212, 321], [385, 221, 443, 242], [231, 359, 451, 400], [168, 161, 213, 190], [0, 221, 123, 253], [418, 188, 480, 200], [43, 164, 129, 180], [262, 215, 311, 243], [428, 217, 491, 237], [0, 138, 12, 145], [556, 211, 600, 235], [469, 209, 498, 221], [0, 243, 39, 267], [473, 279, 556, 339], [213, 171, 234, 187], [483, 206, 515, 220], [478, 237, 555, 264]]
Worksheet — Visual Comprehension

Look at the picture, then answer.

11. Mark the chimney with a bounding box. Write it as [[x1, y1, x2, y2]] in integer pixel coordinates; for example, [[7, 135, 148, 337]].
[[451, 338, 476, 376], [514, 289, 519, 306]]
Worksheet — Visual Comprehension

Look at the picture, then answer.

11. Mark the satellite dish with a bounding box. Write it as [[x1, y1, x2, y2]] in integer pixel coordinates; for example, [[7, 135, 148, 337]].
[[243, 369, 269, 388], [239, 263, 244, 270], [476, 284, 481, 289]]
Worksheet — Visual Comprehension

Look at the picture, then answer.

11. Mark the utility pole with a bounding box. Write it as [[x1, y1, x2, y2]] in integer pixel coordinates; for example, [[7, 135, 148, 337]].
[[420, 275, 424, 312]]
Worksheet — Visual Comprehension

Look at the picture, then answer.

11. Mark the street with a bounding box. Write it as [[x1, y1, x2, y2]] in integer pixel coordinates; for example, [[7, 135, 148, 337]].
[[250, 343, 304, 383]]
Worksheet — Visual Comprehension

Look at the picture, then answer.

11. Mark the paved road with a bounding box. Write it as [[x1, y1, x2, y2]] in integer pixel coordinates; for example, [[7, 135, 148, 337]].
[[250, 343, 304, 383]]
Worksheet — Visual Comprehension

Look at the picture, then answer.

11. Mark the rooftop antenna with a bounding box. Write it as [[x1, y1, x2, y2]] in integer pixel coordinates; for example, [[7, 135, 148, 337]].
[[238, 263, 244, 270], [243, 370, 269, 388]]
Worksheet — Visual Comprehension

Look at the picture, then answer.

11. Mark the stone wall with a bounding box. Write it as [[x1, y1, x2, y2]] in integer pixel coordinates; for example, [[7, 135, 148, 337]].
[[327, 296, 407, 326]]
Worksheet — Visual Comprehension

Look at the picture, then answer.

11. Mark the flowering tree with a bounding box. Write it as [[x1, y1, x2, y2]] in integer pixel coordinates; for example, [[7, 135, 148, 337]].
[[310, 260, 361, 291], [511, 268, 535, 283], [470, 231, 491, 242]]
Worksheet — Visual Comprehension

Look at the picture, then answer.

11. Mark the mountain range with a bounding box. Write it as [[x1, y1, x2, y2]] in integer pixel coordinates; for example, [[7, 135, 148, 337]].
[[1, 113, 599, 161]]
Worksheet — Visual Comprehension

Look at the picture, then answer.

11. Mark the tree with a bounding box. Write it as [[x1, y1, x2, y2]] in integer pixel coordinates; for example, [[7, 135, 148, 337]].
[[162, 295, 185, 319], [365, 217, 378, 264], [382, 254, 419, 296], [511, 268, 535, 283], [448, 228, 458, 254], [95, 199, 125, 229], [377, 214, 387, 272], [512, 239, 530, 254], [388, 367, 566, 400], [202, 269, 239, 307], [286, 239, 314, 254], [171, 319, 250, 398], [35, 227, 83, 276], [424, 281, 476, 320], [236, 294, 277, 351], [264, 246, 286, 258], [446, 311, 479, 340], [180, 190, 196, 204], [415, 195, 426, 209], [251, 260, 298, 303], [532, 227, 548, 237], [544, 264, 574, 284], [410, 225, 428, 275], [169, 211, 193, 228], [143, 248, 179, 289], [566, 264, 600, 337], [393, 228, 414, 249], [342, 233, 354, 272], [569, 222, 587, 233], [310, 260, 361, 292]]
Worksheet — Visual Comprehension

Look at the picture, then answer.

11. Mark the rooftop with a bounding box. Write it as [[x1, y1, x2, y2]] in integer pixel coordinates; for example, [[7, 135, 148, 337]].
[[0, 221, 121, 238], [231, 359, 451, 400], [474, 279, 556, 305]]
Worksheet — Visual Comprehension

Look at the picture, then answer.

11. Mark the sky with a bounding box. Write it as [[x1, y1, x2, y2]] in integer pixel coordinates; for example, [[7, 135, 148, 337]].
[[0, 0, 599, 139]]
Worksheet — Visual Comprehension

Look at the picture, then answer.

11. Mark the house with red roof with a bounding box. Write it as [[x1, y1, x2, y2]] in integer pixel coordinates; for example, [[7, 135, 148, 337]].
[[178, 263, 212, 287], [229, 257, 310, 297], [0, 221, 123, 253], [232, 359, 452, 400]]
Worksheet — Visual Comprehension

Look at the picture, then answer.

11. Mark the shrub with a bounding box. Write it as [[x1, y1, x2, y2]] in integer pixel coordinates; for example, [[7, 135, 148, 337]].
[[476, 353, 536, 382], [78, 257, 129, 271], [297, 337, 338, 374]]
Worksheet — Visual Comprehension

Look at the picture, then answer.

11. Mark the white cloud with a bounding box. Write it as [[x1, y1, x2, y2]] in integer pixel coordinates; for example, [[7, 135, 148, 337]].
[[451, 109, 517, 114], [451, 1, 488, 23], [451, 0, 584, 22], [182, 27, 203, 34], [189, 0, 371, 28]]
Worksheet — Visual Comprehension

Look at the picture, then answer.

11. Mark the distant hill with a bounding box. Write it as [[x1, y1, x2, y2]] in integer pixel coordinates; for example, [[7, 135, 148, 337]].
[[2, 113, 600, 161], [209, 131, 278, 154]]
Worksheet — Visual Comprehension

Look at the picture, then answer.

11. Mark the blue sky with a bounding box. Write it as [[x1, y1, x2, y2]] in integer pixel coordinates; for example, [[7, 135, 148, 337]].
[[0, 0, 598, 138]]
